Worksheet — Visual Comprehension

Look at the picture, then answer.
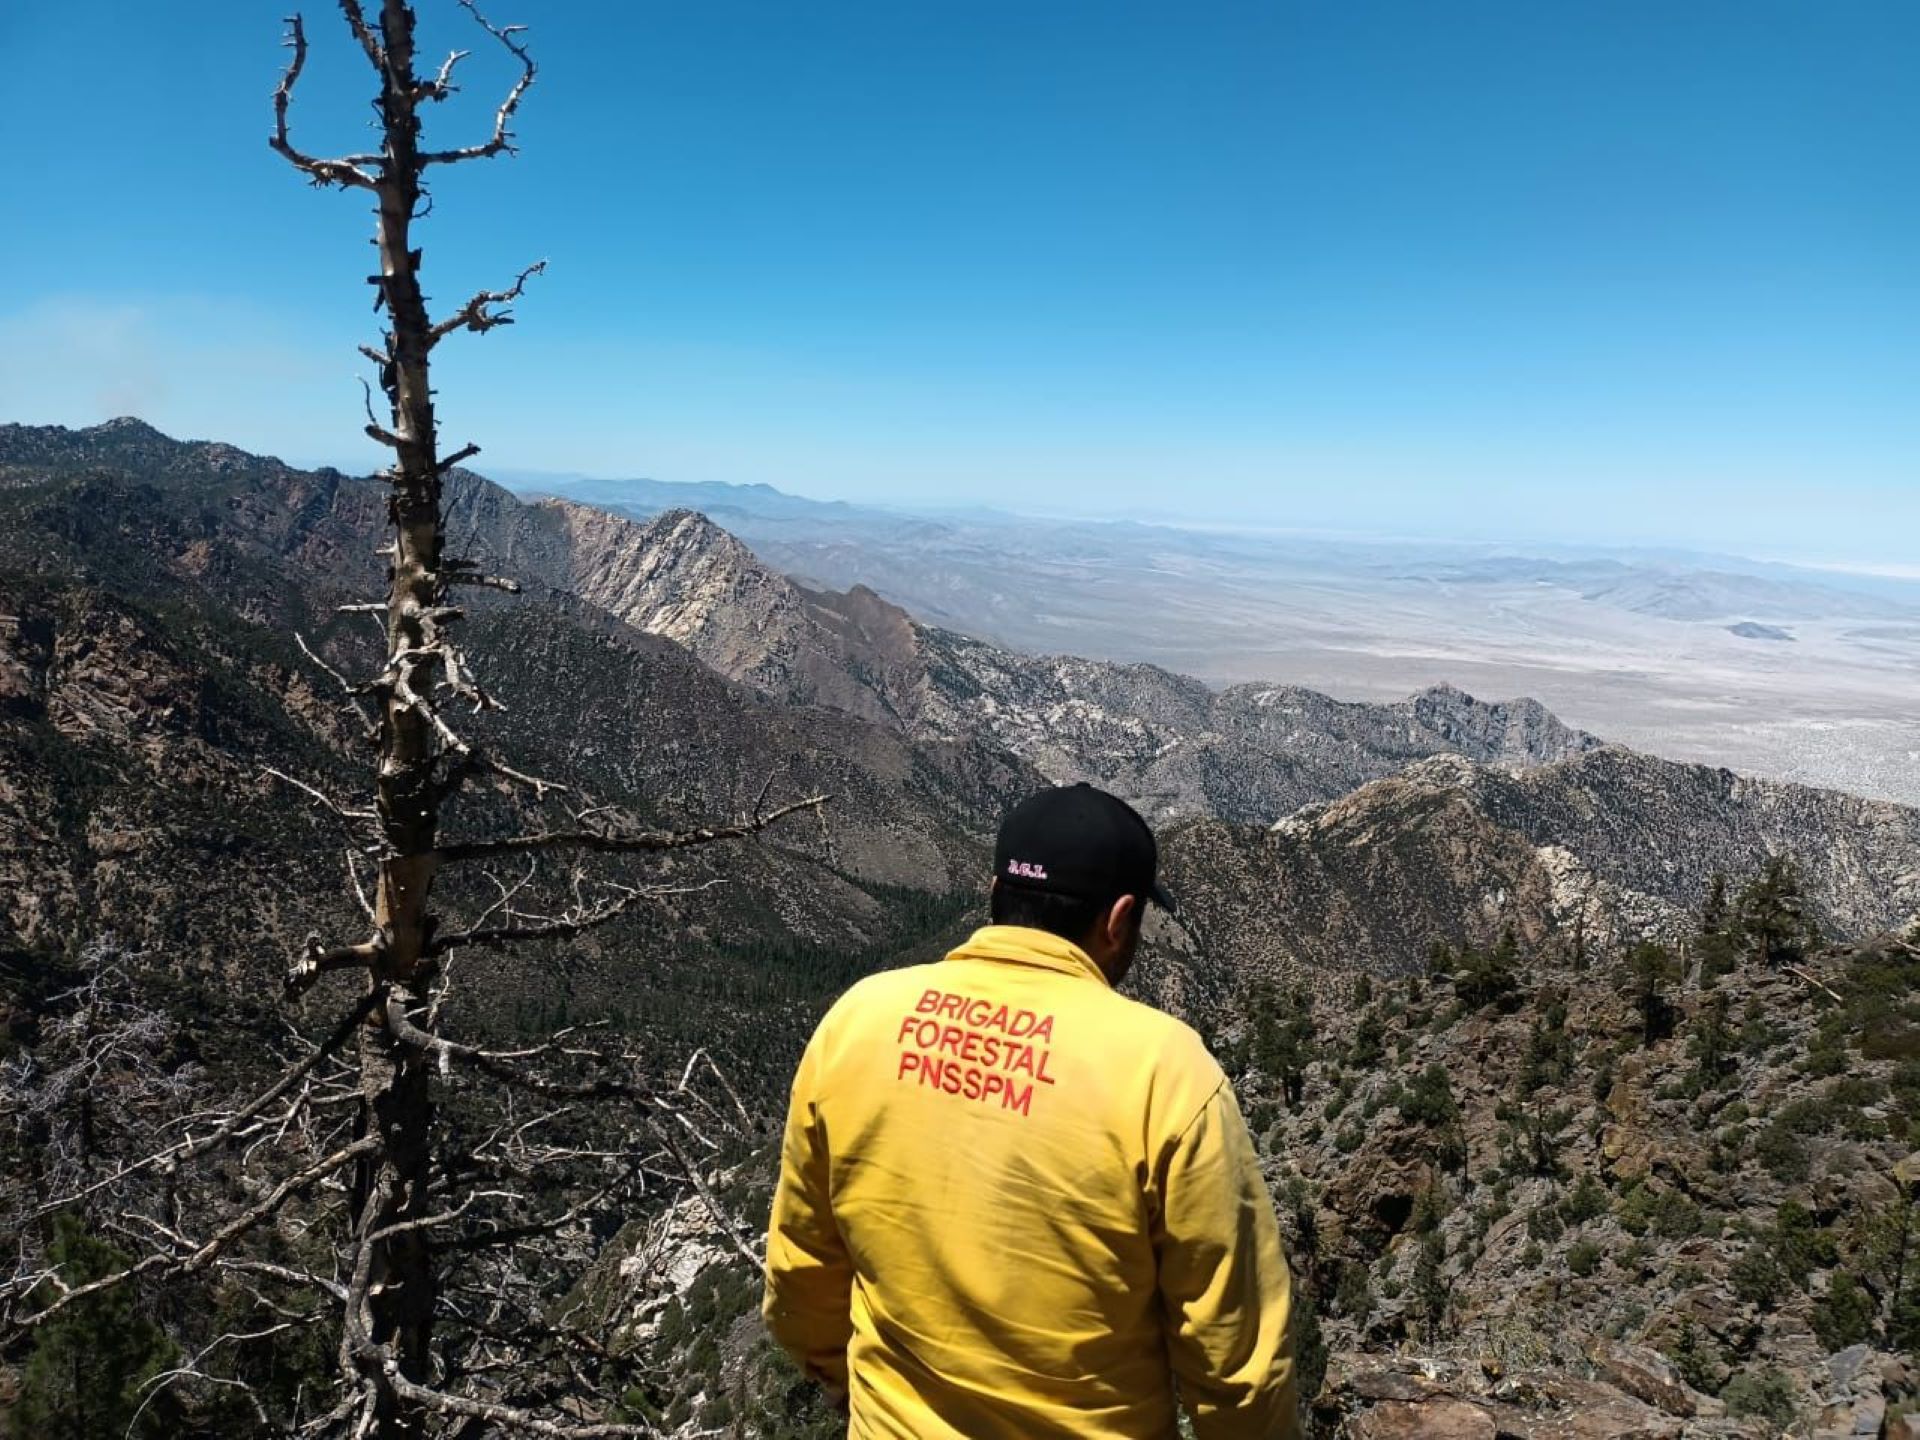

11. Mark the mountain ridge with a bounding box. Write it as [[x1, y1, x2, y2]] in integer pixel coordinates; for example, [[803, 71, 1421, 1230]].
[[4, 416, 1918, 993], [438, 488, 1604, 823]]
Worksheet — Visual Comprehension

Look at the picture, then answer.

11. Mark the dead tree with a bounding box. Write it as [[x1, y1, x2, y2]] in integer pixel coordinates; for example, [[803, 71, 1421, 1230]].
[[266, 2, 826, 1430], [2, 4, 823, 1437]]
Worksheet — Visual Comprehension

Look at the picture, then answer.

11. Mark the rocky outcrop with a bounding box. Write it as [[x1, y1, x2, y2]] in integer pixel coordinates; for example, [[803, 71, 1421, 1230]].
[[544, 505, 931, 728], [1587, 1340, 1720, 1419], [1157, 783, 1591, 995], [1313, 1354, 1738, 1439], [1226, 912, 1920, 1437], [916, 630, 1601, 825], [1431, 748, 1920, 941], [1153, 747, 1920, 991], [1317, 1344, 1918, 1440]]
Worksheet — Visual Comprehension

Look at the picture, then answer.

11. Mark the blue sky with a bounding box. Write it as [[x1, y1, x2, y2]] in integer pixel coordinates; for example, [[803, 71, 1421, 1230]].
[[0, 1, 1913, 561]]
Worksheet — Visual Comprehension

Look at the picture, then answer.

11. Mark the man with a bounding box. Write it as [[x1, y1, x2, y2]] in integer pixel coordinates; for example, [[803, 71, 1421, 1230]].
[[763, 782, 1299, 1438]]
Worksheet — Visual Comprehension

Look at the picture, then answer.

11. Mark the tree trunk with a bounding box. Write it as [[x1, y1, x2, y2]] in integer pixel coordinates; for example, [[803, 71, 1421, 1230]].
[[356, 3, 444, 1425]]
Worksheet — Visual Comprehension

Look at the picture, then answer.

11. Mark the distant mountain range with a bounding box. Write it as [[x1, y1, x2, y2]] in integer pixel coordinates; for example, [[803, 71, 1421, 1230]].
[[503, 464, 1920, 624], [1157, 748, 1920, 1006], [503, 465, 1920, 809], [441, 488, 1599, 823], [3, 419, 1917, 1026]]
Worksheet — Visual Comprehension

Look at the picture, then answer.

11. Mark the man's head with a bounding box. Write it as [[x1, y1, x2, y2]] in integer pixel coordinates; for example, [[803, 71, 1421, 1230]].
[[989, 783, 1174, 985]]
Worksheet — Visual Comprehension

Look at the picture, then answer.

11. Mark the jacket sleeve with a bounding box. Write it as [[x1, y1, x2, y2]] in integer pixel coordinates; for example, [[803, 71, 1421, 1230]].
[[1152, 1076, 1300, 1440], [761, 1028, 853, 1395]]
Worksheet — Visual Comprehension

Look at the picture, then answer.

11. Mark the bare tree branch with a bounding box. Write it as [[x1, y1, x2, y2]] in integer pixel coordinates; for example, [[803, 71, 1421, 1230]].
[[431, 744, 570, 803], [266, 766, 379, 824], [648, 1118, 763, 1273], [1784, 962, 1844, 1004], [382, 1367, 662, 1438], [220, 1257, 351, 1303], [430, 260, 546, 344], [269, 15, 380, 190], [382, 999, 654, 1102], [445, 570, 522, 594], [25, 991, 379, 1223], [360, 375, 407, 449], [419, 0, 537, 166], [336, 0, 387, 72], [287, 933, 387, 997], [438, 793, 831, 864], [347, 847, 378, 920], [425, 880, 655, 956], [8, 1135, 378, 1332], [295, 629, 380, 739], [418, 44, 472, 102], [295, 630, 363, 697]]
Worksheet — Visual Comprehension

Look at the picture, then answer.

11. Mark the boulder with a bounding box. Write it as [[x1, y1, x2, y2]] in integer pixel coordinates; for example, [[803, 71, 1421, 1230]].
[[1319, 1121, 1437, 1249], [1353, 1398, 1496, 1439], [1315, 1353, 1693, 1440], [1589, 1338, 1720, 1418], [1810, 1391, 1882, 1439], [1484, 1373, 1686, 1439], [1824, 1344, 1872, 1391]]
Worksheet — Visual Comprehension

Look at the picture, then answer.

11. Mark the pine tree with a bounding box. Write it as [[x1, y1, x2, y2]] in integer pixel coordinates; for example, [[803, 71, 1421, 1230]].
[[1519, 990, 1574, 1090], [1624, 941, 1679, 1046], [1690, 990, 1734, 1087], [1413, 1231, 1449, 1336], [1247, 982, 1317, 1109], [1851, 1167, 1918, 1351], [1348, 1010, 1386, 1069], [1455, 929, 1522, 1011], [1695, 873, 1740, 982], [16, 1217, 180, 1440], [1735, 856, 1820, 968]]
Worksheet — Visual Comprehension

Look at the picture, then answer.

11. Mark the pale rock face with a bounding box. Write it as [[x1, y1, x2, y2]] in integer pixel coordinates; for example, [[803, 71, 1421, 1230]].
[[0, 425, 1040, 986], [578, 1187, 741, 1359], [1534, 844, 1684, 954]]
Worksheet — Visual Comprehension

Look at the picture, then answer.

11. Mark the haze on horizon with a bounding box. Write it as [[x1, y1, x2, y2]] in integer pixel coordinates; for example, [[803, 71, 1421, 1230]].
[[0, 1, 1914, 566], [483, 461, 1920, 586]]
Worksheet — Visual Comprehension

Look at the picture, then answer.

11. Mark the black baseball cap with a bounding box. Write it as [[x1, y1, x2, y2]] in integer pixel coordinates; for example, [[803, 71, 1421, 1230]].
[[994, 783, 1176, 914]]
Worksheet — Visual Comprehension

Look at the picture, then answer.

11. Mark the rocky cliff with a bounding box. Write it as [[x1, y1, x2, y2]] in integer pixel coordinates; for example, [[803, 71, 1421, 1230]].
[[1150, 749, 1920, 1011]]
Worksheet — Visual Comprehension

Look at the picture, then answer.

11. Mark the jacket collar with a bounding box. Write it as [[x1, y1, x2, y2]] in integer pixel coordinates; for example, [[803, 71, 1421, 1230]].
[[943, 925, 1112, 988]]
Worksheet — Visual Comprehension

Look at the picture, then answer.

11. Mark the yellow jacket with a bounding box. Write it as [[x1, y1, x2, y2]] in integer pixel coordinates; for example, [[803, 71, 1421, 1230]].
[[763, 924, 1299, 1439]]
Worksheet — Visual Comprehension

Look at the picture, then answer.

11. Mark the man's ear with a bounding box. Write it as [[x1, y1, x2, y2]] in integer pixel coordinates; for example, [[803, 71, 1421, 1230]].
[[1105, 893, 1139, 944]]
